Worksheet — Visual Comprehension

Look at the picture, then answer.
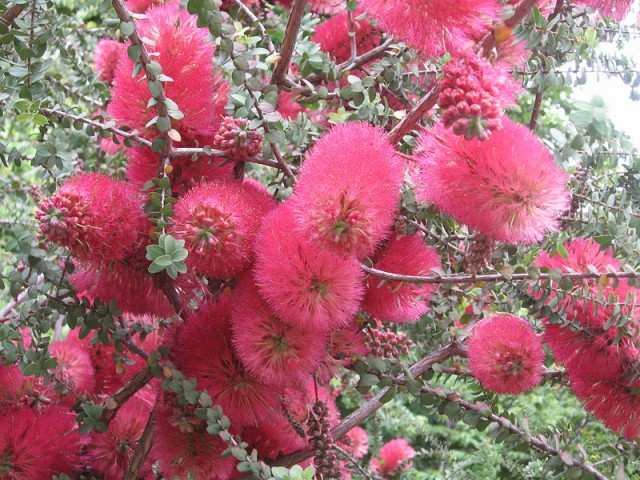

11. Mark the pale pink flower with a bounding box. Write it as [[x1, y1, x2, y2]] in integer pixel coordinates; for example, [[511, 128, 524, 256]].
[[93, 38, 121, 84], [370, 438, 416, 478]]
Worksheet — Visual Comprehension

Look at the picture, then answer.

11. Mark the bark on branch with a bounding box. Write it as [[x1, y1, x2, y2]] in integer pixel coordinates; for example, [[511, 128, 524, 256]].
[[272, 0, 307, 88]]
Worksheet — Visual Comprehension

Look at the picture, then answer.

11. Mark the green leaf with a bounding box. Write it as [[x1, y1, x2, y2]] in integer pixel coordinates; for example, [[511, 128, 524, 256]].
[[171, 249, 188, 262], [120, 21, 135, 36], [127, 44, 141, 61], [153, 255, 173, 267], [156, 116, 171, 132]]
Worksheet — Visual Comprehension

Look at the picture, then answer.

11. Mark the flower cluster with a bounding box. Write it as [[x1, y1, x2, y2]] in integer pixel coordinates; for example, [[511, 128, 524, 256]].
[[212, 116, 263, 162]]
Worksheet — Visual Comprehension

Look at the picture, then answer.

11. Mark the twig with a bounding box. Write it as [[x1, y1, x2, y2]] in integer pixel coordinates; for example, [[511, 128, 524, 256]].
[[573, 192, 640, 219], [123, 410, 155, 480], [272, 0, 307, 88], [334, 444, 382, 480], [0, 4, 25, 26], [347, 10, 358, 65], [171, 147, 298, 172], [360, 264, 640, 285], [232, 0, 275, 54], [0, 274, 44, 321], [100, 366, 153, 425]]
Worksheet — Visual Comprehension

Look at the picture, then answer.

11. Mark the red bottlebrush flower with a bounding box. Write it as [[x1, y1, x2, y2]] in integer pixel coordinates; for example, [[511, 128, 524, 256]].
[[340, 426, 369, 460], [290, 122, 403, 257], [231, 274, 326, 386], [254, 205, 365, 331], [125, 145, 233, 194], [126, 0, 170, 13], [153, 390, 236, 480], [363, 234, 441, 323], [87, 391, 155, 479], [70, 264, 176, 318], [438, 52, 521, 141], [358, 0, 499, 58], [415, 119, 570, 244], [212, 117, 263, 162], [536, 238, 622, 274], [243, 416, 308, 461], [0, 406, 83, 480], [318, 320, 370, 382], [175, 299, 282, 426], [171, 179, 275, 279], [108, 4, 229, 139], [36, 173, 146, 267], [313, 10, 381, 64], [277, 91, 309, 120], [49, 335, 96, 403], [468, 314, 544, 395], [370, 438, 416, 478], [93, 38, 121, 84], [0, 365, 51, 409], [575, 0, 633, 21]]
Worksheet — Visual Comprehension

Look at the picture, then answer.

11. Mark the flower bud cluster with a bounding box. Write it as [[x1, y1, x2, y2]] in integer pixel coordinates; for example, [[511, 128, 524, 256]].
[[213, 117, 263, 162], [367, 326, 412, 358], [308, 401, 341, 479]]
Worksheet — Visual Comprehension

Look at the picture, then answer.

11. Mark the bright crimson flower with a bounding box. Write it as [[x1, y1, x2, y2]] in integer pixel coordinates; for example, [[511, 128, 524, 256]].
[[313, 10, 381, 64], [468, 314, 544, 394], [108, 4, 228, 139], [36, 173, 146, 267], [254, 205, 365, 331], [363, 234, 441, 323], [93, 38, 121, 83], [231, 274, 326, 385], [243, 416, 309, 461], [49, 335, 96, 403], [0, 406, 83, 480], [171, 179, 275, 279], [0, 365, 51, 409], [370, 438, 416, 478], [175, 299, 282, 426], [290, 122, 403, 257], [415, 119, 570, 244], [87, 391, 155, 479], [358, 0, 499, 58]]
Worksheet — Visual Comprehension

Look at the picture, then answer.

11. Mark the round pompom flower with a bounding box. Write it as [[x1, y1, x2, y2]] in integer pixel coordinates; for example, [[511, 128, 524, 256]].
[[313, 10, 381, 64], [170, 179, 275, 278], [290, 122, 403, 258], [231, 274, 326, 385], [254, 205, 365, 330], [362, 234, 441, 323], [0, 406, 83, 480], [415, 119, 570, 244], [468, 314, 544, 395], [49, 335, 96, 403], [36, 173, 145, 267], [175, 299, 282, 426], [370, 438, 416, 478], [340, 426, 369, 460], [108, 4, 228, 140], [358, 0, 499, 58], [93, 38, 121, 84]]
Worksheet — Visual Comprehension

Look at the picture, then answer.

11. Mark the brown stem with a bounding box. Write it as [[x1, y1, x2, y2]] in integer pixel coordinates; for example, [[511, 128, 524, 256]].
[[156, 275, 186, 320], [0, 4, 25, 26], [124, 410, 155, 480], [272, 0, 307, 88], [100, 366, 153, 425], [360, 264, 640, 285], [529, 91, 544, 130]]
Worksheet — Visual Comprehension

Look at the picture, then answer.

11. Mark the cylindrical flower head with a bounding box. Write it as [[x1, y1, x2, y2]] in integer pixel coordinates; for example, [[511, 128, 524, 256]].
[[175, 299, 282, 426], [243, 416, 309, 461], [363, 234, 441, 323], [313, 10, 381, 64], [93, 38, 121, 84], [231, 274, 327, 386], [50, 335, 96, 404], [290, 122, 403, 258], [108, 4, 229, 139], [171, 179, 275, 278], [370, 438, 416, 478], [358, 0, 499, 58], [468, 314, 544, 395], [36, 173, 146, 267], [0, 406, 83, 479], [415, 119, 570, 244], [254, 205, 365, 331]]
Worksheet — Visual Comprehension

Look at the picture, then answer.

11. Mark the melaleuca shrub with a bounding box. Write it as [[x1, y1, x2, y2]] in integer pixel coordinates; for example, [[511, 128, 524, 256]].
[[362, 233, 441, 323], [36, 173, 146, 268], [170, 178, 275, 278], [290, 122, 404, 257], [467, 314, 544, 395], [415, 119, 570, 244], [253, 204, 364, 331]]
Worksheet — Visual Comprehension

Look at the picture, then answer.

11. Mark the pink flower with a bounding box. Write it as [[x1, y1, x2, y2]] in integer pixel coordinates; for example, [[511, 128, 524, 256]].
[[254, 205, 365, 331], [243, 416, 308, 461], [468, 314, 544, 394], [36, 173, 146, 267], [415, 119, 570, 244], [277, 91, 309, 121], [175, 299, 282, 426], [171, 179, 275, 279], [340, 426, 369, 460], [87, 391, 155, 479], [358, 0, 499, 58], [50, 335, 96, 403], [363, 234, 441, 323], [575, 0, 633, 21], [93, 38, 121, 84], [212, 117, 263, 162], [370, 438, 416, 478], [438, 52, 521, 141], [153, 389, 236, 480], [126, 0, 171, 13], [318, 320, 370, 382], [0, 406, 83, 479], [313, 10, 381, 64], [0, 365, 51, 409], [108, 4, 229, 140], [231, 274, 326, 385], [290, 122, 403, 257]]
